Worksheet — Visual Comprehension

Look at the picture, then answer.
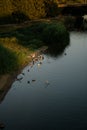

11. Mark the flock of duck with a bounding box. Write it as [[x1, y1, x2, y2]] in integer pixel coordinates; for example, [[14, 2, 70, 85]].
[[15, 53, 50, 86], [15, 50, 67, 86], [0, 53, 50, 129]]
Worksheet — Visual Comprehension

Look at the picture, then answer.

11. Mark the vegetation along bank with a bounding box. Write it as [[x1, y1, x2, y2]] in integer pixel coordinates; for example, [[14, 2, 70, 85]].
[[0, 21, 69, 88]]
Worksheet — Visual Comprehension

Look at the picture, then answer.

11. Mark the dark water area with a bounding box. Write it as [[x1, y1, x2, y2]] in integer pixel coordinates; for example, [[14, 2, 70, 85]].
[[0, 32, 87, 130]]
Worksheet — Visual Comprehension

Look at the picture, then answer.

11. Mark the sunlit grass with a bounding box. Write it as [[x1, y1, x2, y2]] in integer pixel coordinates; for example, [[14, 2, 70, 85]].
[[0, 37, 33, 74], [0, 44, 18, 74]]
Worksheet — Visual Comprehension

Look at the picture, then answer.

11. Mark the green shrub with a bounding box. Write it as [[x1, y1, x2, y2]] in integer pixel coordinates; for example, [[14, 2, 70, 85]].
[[42, 22, 69, 45], [0, 21, 70, 74], [12, 22, 49, 46], [0, 45, 19, 74], [29, 39, 44, 49], [44, 0, 59, 17], [64, 16, 75, 29]]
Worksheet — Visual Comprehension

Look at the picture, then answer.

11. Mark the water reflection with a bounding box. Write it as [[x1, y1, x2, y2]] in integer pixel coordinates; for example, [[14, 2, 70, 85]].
[[0, 32, 87, 130], [45, 40, 70, 58]]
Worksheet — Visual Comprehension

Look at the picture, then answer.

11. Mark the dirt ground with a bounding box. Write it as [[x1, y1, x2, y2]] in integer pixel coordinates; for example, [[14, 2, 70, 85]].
[[0, 74, 15, 90]]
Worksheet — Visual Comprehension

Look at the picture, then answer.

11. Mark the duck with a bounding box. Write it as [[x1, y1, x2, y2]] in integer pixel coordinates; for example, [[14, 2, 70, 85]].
[[27, 81, 30, 84], [32, 79, 36, 82], [45, 80, 50, 85], [27, 69, 30, 72]]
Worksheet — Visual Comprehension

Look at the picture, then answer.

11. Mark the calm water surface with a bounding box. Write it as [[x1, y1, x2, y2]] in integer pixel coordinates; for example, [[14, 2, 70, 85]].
[[0, 32, 87, 130]]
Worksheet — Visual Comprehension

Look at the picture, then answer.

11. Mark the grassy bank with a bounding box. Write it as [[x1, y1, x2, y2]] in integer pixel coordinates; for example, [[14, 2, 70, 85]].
[[0, 21, 69, 75], [0, 40, 33, 74]]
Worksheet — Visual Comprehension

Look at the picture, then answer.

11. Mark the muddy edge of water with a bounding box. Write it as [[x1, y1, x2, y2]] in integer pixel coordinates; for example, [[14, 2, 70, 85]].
[[0, 46, 48, 91]]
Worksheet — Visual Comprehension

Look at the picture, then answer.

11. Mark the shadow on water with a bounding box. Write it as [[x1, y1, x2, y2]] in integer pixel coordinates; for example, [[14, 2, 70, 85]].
[[0, 32, 87, 130], [45, 39, 70, 58]]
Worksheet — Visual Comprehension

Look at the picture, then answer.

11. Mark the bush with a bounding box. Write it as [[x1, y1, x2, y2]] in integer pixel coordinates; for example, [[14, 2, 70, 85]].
[[64, 16, 76, 30], [29, 39, 44, 49], [0, 21, 70, 74], [44, 0, 59, 17], [42, 22, 69, 45], [0, 45, 19, 74]]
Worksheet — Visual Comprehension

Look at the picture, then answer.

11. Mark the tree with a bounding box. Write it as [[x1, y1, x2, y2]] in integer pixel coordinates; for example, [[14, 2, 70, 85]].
[[44, 0, 59, 17], [0, 0, 12, 16], [21, 0, 46, 19]]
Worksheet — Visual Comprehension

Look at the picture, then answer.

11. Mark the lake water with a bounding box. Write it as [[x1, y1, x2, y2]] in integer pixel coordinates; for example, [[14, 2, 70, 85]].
[[0, 32, 87, 130]]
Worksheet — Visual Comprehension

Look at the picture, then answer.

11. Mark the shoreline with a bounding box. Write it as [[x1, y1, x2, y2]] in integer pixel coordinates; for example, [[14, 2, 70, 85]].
[[0, 46, 48, 102]]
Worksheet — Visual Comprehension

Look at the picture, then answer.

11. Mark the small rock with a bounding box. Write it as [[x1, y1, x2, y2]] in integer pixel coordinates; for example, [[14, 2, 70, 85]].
[[32, 79, 36, 82], [45, 80, 50, 85], [16, 74, 24, 81], [37, 63, 41, 67], [31, 54, 35, 58], [16, 77, 23, 81], [22, 73, 25, 75]]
